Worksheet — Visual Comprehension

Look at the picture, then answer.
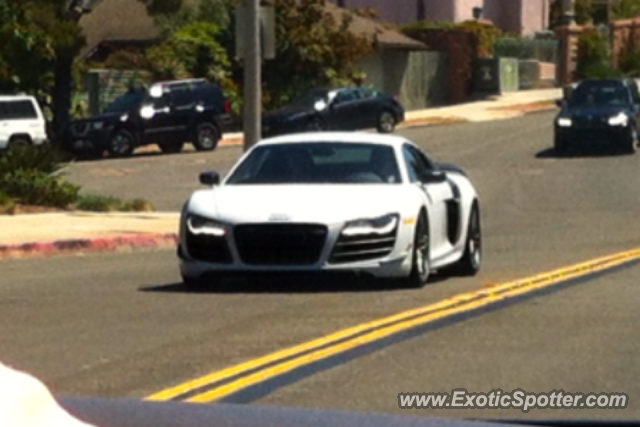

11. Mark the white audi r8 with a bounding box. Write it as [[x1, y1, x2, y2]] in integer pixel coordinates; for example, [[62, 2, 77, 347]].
[[178, 132, 481, 289]]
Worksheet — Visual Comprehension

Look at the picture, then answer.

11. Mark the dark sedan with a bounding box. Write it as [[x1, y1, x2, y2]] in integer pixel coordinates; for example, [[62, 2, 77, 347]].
[[262, 87, 405, 138], [554, 79, 640, 155]]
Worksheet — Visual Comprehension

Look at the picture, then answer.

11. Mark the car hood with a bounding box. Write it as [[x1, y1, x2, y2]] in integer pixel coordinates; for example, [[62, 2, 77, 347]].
[[563, 105, 631, 117], [186, 184, 414, 224]]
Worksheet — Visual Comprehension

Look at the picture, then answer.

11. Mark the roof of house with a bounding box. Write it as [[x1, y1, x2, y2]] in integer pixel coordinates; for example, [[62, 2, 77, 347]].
[[78, 0, 425, 59], [323, 2, 427, 49], [78, 0, 159, 58]]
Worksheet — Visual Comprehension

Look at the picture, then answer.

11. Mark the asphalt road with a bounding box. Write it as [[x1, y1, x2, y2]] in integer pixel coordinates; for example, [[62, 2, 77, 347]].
[[3, 112, 640, 420]]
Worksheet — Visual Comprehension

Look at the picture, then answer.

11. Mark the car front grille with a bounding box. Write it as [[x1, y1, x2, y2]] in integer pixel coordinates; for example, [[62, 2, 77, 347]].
[[186, 230, 233, 264], [573, 116, 608, 130], [329, 228, 397, 264], [234, 224, 327, 266]]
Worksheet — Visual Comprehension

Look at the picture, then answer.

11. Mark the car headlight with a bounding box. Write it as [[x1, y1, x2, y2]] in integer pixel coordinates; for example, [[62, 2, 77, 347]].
[[341, 213, 399, 236], [557, 117, 572, 127], [186, 214, 227, 236], [608, 112, 629, 126]]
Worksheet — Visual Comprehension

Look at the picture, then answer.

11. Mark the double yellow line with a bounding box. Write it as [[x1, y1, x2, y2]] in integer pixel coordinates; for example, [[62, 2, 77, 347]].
[[146, 247, 640, 403]]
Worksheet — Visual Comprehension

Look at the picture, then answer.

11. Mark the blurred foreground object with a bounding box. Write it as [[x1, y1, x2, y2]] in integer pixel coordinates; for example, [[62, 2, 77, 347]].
[[0, 362, 96, 427]]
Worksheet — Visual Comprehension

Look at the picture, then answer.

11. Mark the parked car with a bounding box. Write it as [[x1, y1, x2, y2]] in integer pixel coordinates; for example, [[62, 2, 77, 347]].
[[0, 95, 48, 150], [63, 78, 233, 158], [178, 132, 481, 290], [261, 87, 405, 138], [554, 78, 640, 155]]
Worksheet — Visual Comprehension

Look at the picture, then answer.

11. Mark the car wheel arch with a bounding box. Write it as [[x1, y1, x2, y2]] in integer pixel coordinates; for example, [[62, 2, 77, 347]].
[[8, 134, 33, 145]]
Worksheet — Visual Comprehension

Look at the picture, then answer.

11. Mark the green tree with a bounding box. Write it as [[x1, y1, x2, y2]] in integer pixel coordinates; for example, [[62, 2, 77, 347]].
[[259, 0, 373, 110], [611, 0, 640, 19], [146, 0, 233, 81], [0, 1, 57, 95], [0, 0, 182, 139]]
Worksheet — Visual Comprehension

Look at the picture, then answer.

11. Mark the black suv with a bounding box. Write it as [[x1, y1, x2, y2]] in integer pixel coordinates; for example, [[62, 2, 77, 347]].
[[64, 79, 232, 158], [554, 78, 640, 155]]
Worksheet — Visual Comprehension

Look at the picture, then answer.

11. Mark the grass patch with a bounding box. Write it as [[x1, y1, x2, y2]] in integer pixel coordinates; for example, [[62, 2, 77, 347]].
[[74, 194, 154, 212]]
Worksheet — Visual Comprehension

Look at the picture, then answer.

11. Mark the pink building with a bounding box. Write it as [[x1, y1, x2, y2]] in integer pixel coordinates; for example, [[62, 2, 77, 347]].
[[332, 0, 551, 36]]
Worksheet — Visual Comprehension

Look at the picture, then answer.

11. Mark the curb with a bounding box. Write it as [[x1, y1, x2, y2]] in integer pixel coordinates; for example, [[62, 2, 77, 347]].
[[216, 101, 557, 147], [0, 233, 178, 259]]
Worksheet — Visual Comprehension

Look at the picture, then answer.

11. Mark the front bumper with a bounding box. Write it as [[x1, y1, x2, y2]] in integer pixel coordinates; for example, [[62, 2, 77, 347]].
[[555, 125, 632, 149], [62, 123, 113, 153], [178, 220, 414, 280]]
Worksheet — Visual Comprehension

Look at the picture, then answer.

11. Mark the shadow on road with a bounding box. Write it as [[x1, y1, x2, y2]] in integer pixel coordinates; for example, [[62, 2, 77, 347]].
[[535, 146, 630, 159], [535, 147, 559, 159], [139, 273, 450, 294]]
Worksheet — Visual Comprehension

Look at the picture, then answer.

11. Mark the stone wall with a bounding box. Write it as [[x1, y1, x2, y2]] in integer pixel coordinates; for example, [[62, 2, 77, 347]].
[[610, 18, 640, 68]]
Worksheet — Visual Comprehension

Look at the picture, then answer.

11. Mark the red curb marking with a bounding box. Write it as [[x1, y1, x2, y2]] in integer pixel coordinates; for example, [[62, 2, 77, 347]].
[[0, 233, 178, 259]]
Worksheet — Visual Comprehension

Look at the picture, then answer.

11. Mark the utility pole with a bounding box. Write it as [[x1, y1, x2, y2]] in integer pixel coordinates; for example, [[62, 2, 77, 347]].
[[243, 0, 261, 151]]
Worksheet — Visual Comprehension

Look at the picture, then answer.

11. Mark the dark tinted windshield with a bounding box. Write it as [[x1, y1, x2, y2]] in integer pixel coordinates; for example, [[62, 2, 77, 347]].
[[568, 82, 631, 107], [105, 92, 145, 113], [291, 89, 331, 108], [226, 142, 401, 185]]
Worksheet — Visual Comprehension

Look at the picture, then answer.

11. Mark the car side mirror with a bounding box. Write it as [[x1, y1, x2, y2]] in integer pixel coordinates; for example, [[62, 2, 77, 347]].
[[199, 170, 220, 186], [555, 99, 564, 108], [420, 169, 447, 184]]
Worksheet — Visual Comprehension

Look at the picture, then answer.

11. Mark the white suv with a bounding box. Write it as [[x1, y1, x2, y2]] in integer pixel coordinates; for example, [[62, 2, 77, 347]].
[[0, 96, 48, 149]]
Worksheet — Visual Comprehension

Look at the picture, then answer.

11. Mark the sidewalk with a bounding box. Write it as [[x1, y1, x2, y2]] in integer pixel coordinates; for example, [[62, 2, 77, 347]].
[[0, 88, 562, 259]]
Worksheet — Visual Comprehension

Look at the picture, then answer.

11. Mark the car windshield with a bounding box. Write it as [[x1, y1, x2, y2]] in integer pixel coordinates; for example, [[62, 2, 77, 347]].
[[104, 91, 145, 113], [567, 82, 631, 107], [290, 89, 331, 108], [226, 142, 402, 185]]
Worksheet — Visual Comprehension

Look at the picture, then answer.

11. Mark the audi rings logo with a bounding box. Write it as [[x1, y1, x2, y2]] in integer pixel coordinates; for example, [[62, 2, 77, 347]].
[[268, 213, 291, 222]]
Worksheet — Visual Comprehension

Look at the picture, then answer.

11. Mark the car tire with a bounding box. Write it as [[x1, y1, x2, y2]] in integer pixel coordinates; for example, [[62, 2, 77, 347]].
[[624, 126, 638, 155], [8, 137, 31, 148], [193, 123, 220, 151], [158, 141, 184, 154], [398, 211, 430, 289], [108, 130, 135, 158], [451, 203, 482, 276], [377, 110, 396, 133]]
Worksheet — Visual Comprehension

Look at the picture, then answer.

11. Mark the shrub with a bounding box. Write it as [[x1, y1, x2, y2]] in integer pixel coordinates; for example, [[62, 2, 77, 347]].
[[0, 190, 14, 209], [0, 144, 69, 176], [575, 28, 617, 79], [0, 144, 79, 208], [618, 44, 640, 78], [74, 194, 122, 212], [1, 169, 80, 208]]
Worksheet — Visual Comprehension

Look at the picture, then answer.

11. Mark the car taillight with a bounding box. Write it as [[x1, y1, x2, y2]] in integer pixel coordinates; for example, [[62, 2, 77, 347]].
[[224, 99, 232, 114]]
